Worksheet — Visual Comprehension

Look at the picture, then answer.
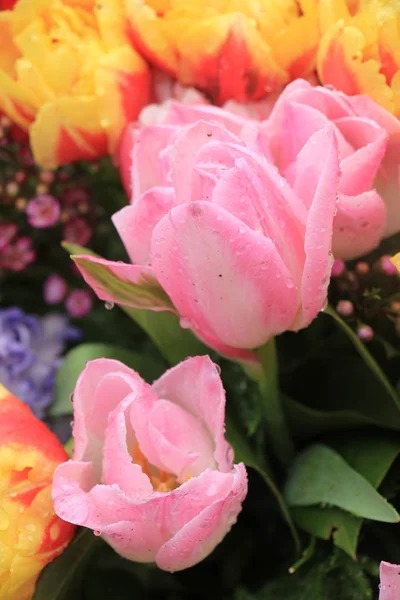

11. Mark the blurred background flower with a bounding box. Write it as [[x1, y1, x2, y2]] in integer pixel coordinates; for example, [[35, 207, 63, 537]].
[[0, 307, 80, 418], [0, 0, 151, 168]]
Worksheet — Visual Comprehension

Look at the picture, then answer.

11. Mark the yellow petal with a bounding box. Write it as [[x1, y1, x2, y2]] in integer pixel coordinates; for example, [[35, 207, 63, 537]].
[[30, 96, 107, 168], [317, 19, 394, 113], [391, 253, 400, 272]]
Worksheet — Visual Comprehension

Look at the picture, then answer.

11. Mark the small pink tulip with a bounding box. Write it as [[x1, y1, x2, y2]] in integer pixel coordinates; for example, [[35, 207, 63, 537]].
[[52, 356, 247, 571], [26, 194, 60, 228], [379, 562, 400, 599], [65, 289, 92, 318], [44, 274, 68, 304], [264, 79, 394, 260]]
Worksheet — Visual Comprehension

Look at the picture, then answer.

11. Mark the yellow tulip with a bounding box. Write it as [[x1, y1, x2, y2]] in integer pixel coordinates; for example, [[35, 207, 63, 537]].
[[125, 0, 319, 104], [0, 0, 151, 168], [0, 384, 75, 600], [317, 0, 400, 117]]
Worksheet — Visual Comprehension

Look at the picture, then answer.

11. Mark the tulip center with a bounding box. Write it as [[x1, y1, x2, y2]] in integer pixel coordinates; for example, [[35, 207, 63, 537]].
[[132, 443, 179, 493]]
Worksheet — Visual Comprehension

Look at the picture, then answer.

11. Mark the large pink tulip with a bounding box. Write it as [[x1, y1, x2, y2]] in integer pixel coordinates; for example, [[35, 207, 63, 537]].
[[52, 356, 247, 572], [379, 561, 400, 599], [264, 79, 398, 260], [76, 104, 340, 356]]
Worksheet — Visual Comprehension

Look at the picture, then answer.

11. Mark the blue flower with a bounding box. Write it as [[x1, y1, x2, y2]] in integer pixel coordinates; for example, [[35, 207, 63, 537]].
[[0, 307, 80, 418]]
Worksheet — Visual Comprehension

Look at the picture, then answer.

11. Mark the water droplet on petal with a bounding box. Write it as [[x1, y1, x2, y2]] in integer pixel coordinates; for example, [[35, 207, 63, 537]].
[[105, 301, 114, 310], [94, 530, 101, 537]]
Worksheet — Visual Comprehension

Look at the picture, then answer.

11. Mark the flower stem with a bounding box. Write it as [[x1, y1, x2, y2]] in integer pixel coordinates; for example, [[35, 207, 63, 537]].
[[256, 338, 295, 468]]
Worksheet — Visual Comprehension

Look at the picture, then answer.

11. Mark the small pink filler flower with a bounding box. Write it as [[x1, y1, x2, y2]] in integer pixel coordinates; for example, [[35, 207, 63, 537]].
[[52, 356, 247, 571]]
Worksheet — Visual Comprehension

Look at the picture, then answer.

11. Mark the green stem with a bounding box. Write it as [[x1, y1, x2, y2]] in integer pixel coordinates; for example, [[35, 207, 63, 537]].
[[256, 338, 295, 468]]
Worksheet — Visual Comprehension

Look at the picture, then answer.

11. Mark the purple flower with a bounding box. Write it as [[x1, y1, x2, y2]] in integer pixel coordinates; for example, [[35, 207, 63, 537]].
[[0, 308, 80, 418]]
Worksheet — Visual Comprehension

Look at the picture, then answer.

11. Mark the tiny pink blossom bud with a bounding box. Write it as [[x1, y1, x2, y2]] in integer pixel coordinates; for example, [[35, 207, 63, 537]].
[[63, 217, 92, 246], [380, 255, 398, 276], [391, 301, 400, 313], [36, 183, 49, 195], [336, 300, 354, 317], [6, 182, 19, 197], [0, 236, 36, 271], [15, 171, 26, 184], [355, 261, 370, 275], [331, 258, 345, 277], [358, 325, 374, 342], [65, 289, 93, 318], [44, 275, 68, 304], [39, 170, 55, 184], [0, 223, 17, 251], [15, 197, 27, 212], [27, 195, 61, 228]]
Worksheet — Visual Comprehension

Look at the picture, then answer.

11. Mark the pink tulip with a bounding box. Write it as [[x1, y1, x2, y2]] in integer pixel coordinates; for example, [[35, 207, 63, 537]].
[[263, 79, 397, 260], [379, 562, 400, 599], [79, 106, 340, 356], [52, 356, 247, 571]]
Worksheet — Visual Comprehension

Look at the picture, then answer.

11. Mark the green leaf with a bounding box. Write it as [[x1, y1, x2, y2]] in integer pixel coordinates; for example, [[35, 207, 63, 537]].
[[239, 547, 373, 599], [290, 435, 400, 557], [51, 343, 165, 416], [291, 507, 360, 558], [72, 254, 175, 311], [33, 529, 102, 600], [284, 444, 399, 523]]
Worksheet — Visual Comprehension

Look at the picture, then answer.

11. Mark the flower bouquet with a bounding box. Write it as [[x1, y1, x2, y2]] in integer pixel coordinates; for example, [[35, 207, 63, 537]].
[[1, 1, 400, 599]]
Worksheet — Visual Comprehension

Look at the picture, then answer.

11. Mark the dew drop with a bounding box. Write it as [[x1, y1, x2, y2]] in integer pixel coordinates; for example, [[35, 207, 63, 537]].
[[104, 301, 114, 310], [180, 317, 192, 329], [94, 530, 101, 536]]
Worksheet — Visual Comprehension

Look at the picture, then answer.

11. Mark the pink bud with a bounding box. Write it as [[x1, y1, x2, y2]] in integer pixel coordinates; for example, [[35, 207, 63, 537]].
[[331, 258, 345, 277], [27, 195, 61, 228], [355, 261, 370, 275], [380, 255, 398, 276], [44, 275, 68, 304], [65, 289, 93, 318], [358, 325, 374, 342], [336, 300, 354, 317], [63, 217, 92, 246]]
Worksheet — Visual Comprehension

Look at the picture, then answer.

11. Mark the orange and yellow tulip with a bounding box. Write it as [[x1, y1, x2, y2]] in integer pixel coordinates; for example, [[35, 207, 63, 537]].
[[0, 384, 75, 600], [125, 0, 319, 104], [0, 0, 151, 168], [317, 0, 400, 117]]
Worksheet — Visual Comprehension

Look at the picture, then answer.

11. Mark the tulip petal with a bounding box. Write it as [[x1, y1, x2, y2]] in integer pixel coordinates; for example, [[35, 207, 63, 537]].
[[156, 464, 247, 572], [152, 202, 298, 349], [112, 187, 176, 265], [170, 120, 240, 205], [317, 21, 394, 114], [72, 358, 144, 465], [152, 356, 232, 473], [30, 97, 108, 169], [294, 127, 340, 327], [332, 191, 387, 260], [335, 116, 388, 195], [72, 255, 175, 312], [379, 562, 400, 600], [102, 396, 154, 500], [132, 125, 177, 199]]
